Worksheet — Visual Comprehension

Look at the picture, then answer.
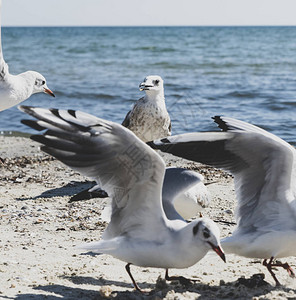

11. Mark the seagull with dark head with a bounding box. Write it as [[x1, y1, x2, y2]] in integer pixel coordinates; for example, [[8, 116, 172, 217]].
[[122, 75, 171, 143], [0, 0, 54, 112], [19, 105, 225, 293], [151, 116, 296, 286]]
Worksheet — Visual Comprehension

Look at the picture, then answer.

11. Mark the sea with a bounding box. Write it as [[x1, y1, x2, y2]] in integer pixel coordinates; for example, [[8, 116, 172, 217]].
[[0, 26, 295, 145]]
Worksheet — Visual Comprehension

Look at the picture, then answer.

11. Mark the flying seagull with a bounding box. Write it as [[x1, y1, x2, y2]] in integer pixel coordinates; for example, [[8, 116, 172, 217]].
[[150, 116, 296, 286], [122, 75, 171, 143], [19, 105, 225, 293], [0, 0, 54, 112]]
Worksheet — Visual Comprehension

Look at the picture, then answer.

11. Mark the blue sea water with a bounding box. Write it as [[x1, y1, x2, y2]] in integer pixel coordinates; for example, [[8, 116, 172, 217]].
[[0, 26, 295, 145]]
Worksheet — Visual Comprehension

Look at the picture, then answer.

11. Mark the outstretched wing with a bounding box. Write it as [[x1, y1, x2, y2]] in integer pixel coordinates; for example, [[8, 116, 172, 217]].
[[0, 0, 8, 80], [152, 116, 296, 233], [19, 105, 167, 240]]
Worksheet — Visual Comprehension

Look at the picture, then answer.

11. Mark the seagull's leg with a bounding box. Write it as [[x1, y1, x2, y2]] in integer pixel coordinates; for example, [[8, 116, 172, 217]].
[[165, 269, 196, 286], [267, 261, 295, 278], [262, 257, 281, 286], [125, 263, 148, 294]]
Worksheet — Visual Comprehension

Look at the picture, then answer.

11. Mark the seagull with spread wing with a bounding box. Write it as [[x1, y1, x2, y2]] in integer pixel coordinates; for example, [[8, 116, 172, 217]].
[[19, 105, 225, 293], [151, 116, 296, 286]]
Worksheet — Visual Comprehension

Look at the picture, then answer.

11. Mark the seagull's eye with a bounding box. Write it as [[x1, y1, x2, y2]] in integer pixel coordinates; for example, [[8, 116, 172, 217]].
[[42, 80, 46, 85], [154, 80, 160, 85], [203, 230, 210, 239]]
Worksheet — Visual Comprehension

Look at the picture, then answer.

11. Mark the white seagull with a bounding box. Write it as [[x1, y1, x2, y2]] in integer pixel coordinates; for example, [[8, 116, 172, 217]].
[[0, 0, 54, 112], [90, 167, 210, 223], [19, 105, 225, 293], [163, 167, 210, 220], [122, 75, 171, 143], [151, 116, 296, 286]]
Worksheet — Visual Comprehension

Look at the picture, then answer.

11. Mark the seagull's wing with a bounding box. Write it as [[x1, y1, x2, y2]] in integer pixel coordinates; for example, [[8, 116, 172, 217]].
[[19, 105, 167, 240], [121, 97, 144, 128], [0, 0, 8, 80], [162, 167, 203, 220], [121, 110, 131, 127], [152, 116, 296, 233]]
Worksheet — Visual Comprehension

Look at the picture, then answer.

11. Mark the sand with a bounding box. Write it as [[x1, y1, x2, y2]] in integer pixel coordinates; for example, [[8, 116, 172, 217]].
[[0, 136, 296, 300]]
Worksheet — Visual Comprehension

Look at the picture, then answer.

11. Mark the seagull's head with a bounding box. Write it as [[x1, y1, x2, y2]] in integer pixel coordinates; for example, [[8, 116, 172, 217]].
[[30, 71, 55, 97], [139, 75, 164, 94], [192, 218, 226, 262]]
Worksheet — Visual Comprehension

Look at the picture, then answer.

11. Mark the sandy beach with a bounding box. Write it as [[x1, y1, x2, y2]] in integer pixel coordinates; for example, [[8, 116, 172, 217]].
[[1, 136, 296, 300]]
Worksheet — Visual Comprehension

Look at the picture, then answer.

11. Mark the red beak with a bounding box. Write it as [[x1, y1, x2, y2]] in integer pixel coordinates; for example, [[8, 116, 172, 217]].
[[44, 88, 55, 97], [208, 242, 226, 262]]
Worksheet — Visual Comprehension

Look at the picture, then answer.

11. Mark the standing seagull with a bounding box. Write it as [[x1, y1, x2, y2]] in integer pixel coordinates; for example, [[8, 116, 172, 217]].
[[19, 105, 225, 293], [122, 75, 171, 142], [0, 0, 54, 112], [69, 75, 172, 202], [151, 116, 296, 286]]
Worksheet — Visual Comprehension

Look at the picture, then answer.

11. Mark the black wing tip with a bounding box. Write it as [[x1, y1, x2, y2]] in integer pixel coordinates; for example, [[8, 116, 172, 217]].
[[68, 109, 77, 118], [30, 134, 47, 144], [18, 105, 35, 114], [21, 119, 45, 131], [212, 116, 229, 131]]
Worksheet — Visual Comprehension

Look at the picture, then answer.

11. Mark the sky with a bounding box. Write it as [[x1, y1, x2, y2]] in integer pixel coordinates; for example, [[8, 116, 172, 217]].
[[2, 0, 296, 27]]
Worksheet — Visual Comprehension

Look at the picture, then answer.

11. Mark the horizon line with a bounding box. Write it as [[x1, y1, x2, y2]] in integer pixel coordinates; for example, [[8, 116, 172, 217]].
[[2, 24, 296, 28]]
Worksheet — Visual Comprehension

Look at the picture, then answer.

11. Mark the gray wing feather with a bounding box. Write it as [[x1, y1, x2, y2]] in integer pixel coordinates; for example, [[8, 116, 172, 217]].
[[153, 117, 296, 232], [19, 105, 167, 241]]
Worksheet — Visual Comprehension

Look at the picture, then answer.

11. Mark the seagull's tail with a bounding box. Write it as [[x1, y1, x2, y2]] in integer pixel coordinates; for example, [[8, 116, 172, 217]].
[[77, 237, 123, 254]]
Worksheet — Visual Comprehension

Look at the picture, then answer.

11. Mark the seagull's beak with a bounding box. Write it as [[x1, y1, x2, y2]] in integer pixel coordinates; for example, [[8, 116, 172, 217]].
[[208, 242, 226, 262], [139, 82, 153, 91], [44, 87, 55, 97], [139, 82, 146, 91]]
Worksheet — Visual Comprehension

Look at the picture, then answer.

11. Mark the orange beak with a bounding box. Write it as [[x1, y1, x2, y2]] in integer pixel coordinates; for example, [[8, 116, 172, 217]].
[[44, 88, 55, 97]]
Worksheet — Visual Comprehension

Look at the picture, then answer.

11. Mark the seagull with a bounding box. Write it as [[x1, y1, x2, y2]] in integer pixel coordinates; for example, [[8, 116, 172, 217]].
[[163, 167, 210, 220], [82, 167, 210, 223], [150, 116, 296, 286], [70, 75, 171, 202], [122, 75, 171, 143], [0, 0, 54, 112], [19, 105, 225, 293]]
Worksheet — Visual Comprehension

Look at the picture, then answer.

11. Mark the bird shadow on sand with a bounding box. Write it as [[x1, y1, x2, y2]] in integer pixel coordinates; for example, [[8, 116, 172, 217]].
[[11, 273, 296, 300], [16, 180, 96, 201]]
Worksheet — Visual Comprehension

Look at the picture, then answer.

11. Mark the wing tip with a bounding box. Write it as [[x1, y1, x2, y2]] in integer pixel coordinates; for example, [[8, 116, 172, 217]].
[[212, 116, 229, 131], [18, 105, 34, 114], [21, 119, 46, 131]]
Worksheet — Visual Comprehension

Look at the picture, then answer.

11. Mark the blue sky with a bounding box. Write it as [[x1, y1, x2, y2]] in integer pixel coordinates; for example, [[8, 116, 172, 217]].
[[2, 0, 296, 26]]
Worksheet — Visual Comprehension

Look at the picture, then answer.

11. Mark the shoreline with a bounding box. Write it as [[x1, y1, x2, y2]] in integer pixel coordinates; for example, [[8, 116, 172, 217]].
[[0, 136, 296, 299]]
